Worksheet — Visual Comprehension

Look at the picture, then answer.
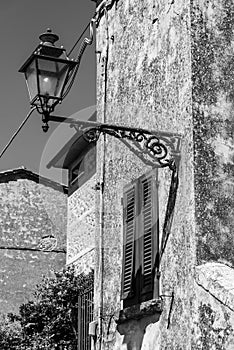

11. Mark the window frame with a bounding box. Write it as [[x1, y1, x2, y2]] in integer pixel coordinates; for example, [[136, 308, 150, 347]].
[[68, 146, 96, 195]]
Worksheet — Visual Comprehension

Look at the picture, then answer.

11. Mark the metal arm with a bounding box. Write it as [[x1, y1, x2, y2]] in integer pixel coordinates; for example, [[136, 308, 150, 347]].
[[49, 115, 181, 170]]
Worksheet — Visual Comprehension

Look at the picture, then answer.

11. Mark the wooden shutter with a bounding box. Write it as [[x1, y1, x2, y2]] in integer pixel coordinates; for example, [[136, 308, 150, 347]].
[[121, 183, 136, 300], [139, 170, 158, 299], [121, 169, 159, 305]]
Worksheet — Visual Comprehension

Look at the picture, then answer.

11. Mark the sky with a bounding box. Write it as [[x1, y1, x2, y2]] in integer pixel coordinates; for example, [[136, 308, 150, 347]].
[[0, 0, 96, 185]]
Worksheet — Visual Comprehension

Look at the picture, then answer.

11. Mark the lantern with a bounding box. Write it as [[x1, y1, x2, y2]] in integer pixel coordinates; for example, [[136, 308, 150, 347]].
[[19, 29, 77, 117]]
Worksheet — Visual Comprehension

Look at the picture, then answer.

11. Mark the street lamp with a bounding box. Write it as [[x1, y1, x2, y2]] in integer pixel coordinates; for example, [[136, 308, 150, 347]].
[[19, 26, 94, 131]]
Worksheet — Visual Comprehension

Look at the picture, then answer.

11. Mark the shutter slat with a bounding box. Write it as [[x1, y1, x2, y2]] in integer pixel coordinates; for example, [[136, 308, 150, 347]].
[[121, 185, 136, 299], [142, 176, 153, 289]]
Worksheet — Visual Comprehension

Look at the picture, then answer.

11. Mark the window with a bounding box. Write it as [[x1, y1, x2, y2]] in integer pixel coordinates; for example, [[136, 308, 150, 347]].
[[121, 169, 159, 308], [69, 147, 96, 195], [78, 285, 94, 350]]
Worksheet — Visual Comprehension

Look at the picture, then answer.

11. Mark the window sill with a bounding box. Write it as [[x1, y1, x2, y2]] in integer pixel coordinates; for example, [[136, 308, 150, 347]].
[[116, 298, 162, 325]]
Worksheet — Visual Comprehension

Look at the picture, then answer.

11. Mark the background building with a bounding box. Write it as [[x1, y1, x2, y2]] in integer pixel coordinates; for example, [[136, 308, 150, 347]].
[[0, 168, 67, 313], [47, 112, 97, 270], [48, 128, 97, 350]]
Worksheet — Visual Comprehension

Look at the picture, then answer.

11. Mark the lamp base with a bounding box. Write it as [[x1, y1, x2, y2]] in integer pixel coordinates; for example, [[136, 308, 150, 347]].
[[41, 112, 50, 132]]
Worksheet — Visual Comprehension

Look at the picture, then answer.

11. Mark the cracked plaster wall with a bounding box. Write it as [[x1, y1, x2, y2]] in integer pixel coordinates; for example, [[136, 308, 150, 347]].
[[192, 263, 234, 349]]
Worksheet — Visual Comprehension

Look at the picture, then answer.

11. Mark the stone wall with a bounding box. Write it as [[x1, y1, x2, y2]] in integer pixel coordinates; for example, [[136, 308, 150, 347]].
[[94, 0, 234, 349], [0, 169, 67, 313]]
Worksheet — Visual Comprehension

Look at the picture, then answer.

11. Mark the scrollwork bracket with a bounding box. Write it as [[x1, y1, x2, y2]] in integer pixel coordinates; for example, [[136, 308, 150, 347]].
[[80, 123, 181, 170]]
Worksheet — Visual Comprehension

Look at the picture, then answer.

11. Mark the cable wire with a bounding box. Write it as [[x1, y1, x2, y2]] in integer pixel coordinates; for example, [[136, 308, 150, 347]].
[[62, 19, 95, 100], [68, 15, 96, 56], [0, 106, 36, 159]]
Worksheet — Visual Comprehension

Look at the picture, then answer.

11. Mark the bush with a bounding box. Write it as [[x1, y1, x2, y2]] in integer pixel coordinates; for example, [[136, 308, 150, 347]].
[[0, 266, 93, 349]]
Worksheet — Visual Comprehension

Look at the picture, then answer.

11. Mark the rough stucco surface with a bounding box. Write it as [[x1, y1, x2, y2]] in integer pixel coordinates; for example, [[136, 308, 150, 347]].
[[67, 175, 96, 272], [191, 0, 234, 265], [191, 2, 234, 346], [192, 263, 234, 349], [0, 176, 67, 313], [93, 0, 234, 349], [195, 263, 234, 311]]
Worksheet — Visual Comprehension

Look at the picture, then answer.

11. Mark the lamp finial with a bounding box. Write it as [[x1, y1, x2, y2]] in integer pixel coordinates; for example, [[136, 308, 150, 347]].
[[39, 28, 59, 46]]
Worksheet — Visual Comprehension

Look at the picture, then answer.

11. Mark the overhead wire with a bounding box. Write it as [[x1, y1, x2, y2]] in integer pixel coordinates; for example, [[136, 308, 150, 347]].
[[62, 17, 96, 100], [0, 106, 36, 159], [67, 17, 95, 56]]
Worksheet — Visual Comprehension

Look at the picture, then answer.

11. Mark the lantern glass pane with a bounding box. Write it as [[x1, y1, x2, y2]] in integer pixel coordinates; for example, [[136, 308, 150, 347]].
[[25, 60, 38, 102], [37, 58, 70, 99]]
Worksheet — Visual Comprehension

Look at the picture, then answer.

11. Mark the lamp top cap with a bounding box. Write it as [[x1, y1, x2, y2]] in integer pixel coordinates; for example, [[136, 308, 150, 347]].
[[39, 28, 59, 46]]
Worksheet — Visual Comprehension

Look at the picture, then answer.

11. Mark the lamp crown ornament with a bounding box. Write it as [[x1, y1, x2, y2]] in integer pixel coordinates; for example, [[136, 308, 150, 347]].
[[39, 28, 59, 46]]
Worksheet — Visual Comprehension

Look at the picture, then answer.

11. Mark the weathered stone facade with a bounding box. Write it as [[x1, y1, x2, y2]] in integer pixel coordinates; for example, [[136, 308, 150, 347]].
[[91, 0, 234, 349], [0, 168, 67, 313]]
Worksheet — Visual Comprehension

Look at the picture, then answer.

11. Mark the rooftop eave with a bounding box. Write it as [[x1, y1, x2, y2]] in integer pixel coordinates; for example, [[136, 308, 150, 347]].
[[0, 168, 68, 194]]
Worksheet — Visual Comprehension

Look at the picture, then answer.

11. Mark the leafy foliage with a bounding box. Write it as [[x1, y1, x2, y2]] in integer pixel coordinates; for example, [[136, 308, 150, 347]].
[[0, 314, 22, 349], [0, 266, 93, 349]]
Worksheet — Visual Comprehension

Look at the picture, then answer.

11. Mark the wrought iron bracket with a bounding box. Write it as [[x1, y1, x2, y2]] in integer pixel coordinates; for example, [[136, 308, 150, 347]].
[[49, 115, 182, 170]]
